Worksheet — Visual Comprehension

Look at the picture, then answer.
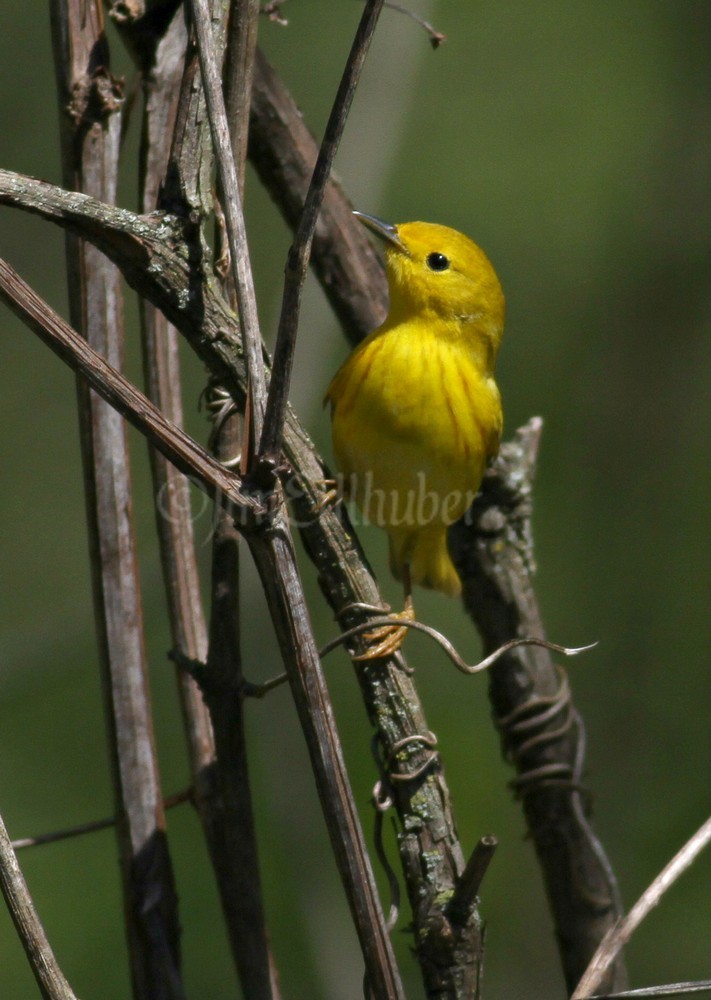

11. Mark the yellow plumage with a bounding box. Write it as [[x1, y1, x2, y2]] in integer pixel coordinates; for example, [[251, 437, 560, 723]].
[[326, 214, 505, 604]]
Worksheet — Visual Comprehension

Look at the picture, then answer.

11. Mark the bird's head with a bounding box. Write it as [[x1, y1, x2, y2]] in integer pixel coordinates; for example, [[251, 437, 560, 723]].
[[355, 212, 505, 367]]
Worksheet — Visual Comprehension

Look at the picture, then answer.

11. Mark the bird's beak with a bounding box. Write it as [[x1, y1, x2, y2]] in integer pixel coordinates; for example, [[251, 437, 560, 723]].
[[353, 210, 405, 251]]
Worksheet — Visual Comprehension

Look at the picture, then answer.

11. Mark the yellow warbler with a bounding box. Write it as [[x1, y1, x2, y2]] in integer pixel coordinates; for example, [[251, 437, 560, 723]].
[[325, 212, 504, 653]]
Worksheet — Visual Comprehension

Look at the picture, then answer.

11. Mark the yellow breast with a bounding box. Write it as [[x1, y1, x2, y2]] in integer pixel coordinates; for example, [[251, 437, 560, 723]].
[[328, 316, 501, 528]]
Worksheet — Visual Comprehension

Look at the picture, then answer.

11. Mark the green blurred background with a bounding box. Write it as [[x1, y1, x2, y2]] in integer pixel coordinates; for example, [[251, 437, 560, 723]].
[[1, 2, 709, 998]]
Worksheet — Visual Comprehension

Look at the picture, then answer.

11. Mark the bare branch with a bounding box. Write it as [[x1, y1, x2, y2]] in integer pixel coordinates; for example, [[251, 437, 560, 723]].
[[49, 2, 184, 993], [11, 791, 192, 851], [590, 983, 711, 999], [450, 418, 627, 994], [202, 2, 281, 995], [223, 0, 260, 193], [188, 0, 267, 450], [0, 814, 79, 1000], [259, 0, 385, 463], [572, 817, 711, 999], [249, 47, 386, 342], [246, 521, 407, 1000], [202, 480, 281, 1000], [130, 0, 218, 811], [446, 836, 498, 928], [282, 436, 488, 995], [0, 169, 253, 424], [383, 2, 446, 48], [0, 256, 264, 526]]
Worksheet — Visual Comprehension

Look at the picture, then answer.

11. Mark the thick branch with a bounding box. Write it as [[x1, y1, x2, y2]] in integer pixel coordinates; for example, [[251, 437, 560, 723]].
[[450, 419, 627, 994], [49, 2, 183, 994], [281, 423, 486, 999]]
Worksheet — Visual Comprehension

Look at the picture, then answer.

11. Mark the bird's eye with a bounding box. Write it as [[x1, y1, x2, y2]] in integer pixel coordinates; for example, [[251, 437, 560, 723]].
[[426, 252, 450, 272]]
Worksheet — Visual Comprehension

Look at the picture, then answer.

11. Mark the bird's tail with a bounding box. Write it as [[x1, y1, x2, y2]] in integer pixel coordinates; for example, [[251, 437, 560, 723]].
[[389, 527, 462, 598]]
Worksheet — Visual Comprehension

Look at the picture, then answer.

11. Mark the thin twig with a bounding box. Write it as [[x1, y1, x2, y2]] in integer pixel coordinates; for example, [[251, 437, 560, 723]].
[[572, 817, 711, 999], [0, 813, 79, 1000], [203, 453, 280, 1000], [261, 0, 288, 25], [383, 2, 446, 48], [590, 982, 711, 999], [11, 791, 193, 851], [258, 0, 386, 464], [249, 47, 386, 344]]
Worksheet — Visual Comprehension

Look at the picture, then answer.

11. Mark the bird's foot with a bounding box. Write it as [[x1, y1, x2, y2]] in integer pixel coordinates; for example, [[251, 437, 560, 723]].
[[311, 478, 343, 515], [352, 600, 415, 661]]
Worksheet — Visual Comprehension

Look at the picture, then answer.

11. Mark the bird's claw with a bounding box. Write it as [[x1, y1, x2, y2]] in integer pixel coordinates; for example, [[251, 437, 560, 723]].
[[352, 603, 415, 661], [311, 478, 344, 515]]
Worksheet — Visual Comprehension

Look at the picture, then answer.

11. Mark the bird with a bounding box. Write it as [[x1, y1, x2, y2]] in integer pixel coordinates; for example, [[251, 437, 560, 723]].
[[325, 211, 505, 658]]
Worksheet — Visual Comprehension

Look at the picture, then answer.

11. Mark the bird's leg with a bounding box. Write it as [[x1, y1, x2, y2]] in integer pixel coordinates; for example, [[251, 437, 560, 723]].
[[352, 569, 415, 661]]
